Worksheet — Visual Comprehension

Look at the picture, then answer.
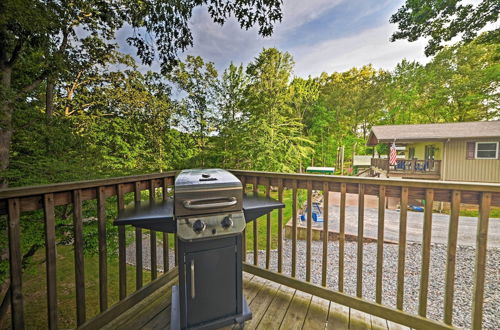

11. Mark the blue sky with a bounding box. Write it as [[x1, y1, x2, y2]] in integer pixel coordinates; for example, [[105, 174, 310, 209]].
[[117, 0, 430, 77]]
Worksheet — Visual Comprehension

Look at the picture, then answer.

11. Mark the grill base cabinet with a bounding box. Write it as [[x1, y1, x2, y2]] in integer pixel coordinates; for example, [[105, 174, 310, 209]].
[[172, 236, 251, 329]]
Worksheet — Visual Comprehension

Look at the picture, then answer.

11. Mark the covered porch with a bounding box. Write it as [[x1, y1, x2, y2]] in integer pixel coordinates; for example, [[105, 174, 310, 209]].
[[370, 158, 441, 179]]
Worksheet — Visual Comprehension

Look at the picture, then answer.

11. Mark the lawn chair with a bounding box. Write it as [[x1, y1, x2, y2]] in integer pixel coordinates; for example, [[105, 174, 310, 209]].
[[299, 202, 324, 223]]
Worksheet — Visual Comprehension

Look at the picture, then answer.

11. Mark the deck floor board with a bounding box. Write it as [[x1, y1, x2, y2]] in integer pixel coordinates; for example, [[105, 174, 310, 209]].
[[279, 290, 312, 330], [95, 272, 413, 329], [245, 280, 280, 329], [256, 285, 294, 330]]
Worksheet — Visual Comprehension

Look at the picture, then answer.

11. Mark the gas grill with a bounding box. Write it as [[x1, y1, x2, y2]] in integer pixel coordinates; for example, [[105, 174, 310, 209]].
[[115, 169, 284, 329]]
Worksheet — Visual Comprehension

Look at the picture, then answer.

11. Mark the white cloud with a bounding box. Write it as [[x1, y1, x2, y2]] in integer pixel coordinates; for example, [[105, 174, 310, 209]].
[[185, 0, 346, 69], [292, 23, 430, 77], [277, 0, 344, 33]]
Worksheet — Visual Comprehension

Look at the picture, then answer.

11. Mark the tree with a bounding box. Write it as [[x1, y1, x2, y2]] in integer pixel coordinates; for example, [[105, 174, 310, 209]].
[[311, 66, 386, 167], [382, 36, 499, 124], [0, 0, 283, 186], [419, 38, 499, 121], [168, 56, 219, 166], [390, 0, 500, 56], [213, 63, 249, 167], [382, 60, 425, 124], [241, 48, 313, 172]]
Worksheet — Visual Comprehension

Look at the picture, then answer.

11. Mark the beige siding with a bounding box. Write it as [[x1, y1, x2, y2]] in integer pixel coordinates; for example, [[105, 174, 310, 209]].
[[443, 139, 500, 183]]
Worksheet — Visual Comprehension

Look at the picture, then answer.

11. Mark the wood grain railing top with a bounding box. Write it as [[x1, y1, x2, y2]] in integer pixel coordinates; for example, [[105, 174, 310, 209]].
[[0, 171, 179, 199], [231, 170, 500, 193]]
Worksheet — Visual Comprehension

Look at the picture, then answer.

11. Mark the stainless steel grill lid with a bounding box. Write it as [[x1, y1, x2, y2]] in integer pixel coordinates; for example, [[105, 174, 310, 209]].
[[174, 169, 243, 217], [174, 168, 242, 192]]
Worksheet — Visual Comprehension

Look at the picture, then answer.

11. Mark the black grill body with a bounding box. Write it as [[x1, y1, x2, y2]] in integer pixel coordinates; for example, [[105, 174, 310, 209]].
[[114, 169, 284, 329]]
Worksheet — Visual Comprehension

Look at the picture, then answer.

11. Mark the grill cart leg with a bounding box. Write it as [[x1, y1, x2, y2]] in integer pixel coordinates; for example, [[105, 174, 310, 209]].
[[171, 285, 181, 330]]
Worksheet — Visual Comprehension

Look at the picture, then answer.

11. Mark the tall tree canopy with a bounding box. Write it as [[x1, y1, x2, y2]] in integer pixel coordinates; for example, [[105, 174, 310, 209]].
[[0, 0, 283, 186], [390, 0, 500, 56]]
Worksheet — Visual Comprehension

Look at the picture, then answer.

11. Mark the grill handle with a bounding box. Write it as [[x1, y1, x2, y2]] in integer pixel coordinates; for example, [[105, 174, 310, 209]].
[[191, 260, 195, 299], [182, 197, 237, 210]]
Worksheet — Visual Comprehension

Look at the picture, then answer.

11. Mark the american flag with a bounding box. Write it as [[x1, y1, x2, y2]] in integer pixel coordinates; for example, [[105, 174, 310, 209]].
[[389, 142, 397, 166]]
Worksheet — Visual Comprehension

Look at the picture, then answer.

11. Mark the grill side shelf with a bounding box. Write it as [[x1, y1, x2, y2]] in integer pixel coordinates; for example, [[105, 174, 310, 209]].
[[242, 195, 284, 222], [114, 199, 176, 233]]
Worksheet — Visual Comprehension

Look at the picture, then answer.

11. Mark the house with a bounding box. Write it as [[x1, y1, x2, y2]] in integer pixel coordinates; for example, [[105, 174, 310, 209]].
[[366, 121, 500, 183]]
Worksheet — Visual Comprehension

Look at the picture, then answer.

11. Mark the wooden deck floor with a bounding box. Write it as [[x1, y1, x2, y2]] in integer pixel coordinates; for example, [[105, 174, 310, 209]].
[[102, 273, 411, 330]]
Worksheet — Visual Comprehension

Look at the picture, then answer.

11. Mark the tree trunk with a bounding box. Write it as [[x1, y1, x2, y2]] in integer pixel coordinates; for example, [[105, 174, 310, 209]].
[[46, 76, 54, 117], [0, 66, 13, 188]]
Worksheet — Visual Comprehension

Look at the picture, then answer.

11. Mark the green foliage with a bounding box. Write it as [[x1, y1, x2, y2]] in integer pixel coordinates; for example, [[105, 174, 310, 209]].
[[240, 48, 314, 172], [308, 65, 386, 168], [168, 56, 219, 166], [390, 0, 500, 56]]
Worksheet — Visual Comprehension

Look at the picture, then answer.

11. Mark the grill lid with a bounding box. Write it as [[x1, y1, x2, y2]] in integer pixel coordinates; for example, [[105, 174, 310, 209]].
[[175, 169, 242, 193]]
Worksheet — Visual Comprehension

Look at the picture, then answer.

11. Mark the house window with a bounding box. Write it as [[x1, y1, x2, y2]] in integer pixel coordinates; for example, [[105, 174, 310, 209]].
[[475, 142, 498, 159], [408, 147, 415, 159]]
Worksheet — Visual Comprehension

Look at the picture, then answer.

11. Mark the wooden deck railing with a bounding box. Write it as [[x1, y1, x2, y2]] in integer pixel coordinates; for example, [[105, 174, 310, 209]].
[[0, 170, 499, 329], [0, 172, 178, 329], [231, 170, 500, 330]]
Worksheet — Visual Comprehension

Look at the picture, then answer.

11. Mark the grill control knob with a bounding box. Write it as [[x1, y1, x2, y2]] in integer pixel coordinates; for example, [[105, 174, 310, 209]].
[[192, 220, 206, 234], [221, 216, 233, 229]]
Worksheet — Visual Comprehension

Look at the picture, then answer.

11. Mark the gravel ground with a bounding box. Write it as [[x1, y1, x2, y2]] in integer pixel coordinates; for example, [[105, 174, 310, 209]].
[[127, 235, 499, 329], [247, 240, 499, 330]]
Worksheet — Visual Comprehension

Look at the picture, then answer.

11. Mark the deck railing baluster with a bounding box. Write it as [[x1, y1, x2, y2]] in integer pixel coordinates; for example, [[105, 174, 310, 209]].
[[443, 190, 460, 324], [97, 186, 108, 312], [72, 190, 86, 324], [338, 183, 346, 292], [8, 198, 24, 329], [253, 177, 259, 266], [306, 181, 313, 282], [162, 178, 176, 268], [322, 182, 329, 287], [266, 180, 271, 269], [162, 233, 169, 272], [471, 192, 491, 330], [43, 193, 58, 330], [397, 187, 408, 310], [291, 180, 298, 278], [277, 178, 284, 273], [117, 184, 127, 300], [161, 178, 170, 272], [134, 182, 143, 290], [376, 185, 386, 304], [419, 188, 434, 317], [241, 176, 247, 263], [356, 184, 365, 298], [149, 180, 157, 280]]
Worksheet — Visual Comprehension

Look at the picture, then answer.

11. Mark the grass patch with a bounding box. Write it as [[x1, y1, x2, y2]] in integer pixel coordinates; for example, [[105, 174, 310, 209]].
[[244, 187, 305, 251], [16, 245, 152, 329], [439, 206, 500, 218]]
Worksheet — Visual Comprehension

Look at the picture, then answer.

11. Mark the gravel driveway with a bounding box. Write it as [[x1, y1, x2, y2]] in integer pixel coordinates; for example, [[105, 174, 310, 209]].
[[300, 205, 500, 248]]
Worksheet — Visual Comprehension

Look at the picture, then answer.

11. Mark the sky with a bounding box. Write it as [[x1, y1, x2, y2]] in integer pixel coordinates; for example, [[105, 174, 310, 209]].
[[117, 0, 431, 77]]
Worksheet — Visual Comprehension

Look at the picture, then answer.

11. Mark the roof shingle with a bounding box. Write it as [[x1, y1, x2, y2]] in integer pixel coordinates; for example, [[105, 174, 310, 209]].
[[367, 121, 500, 145]]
